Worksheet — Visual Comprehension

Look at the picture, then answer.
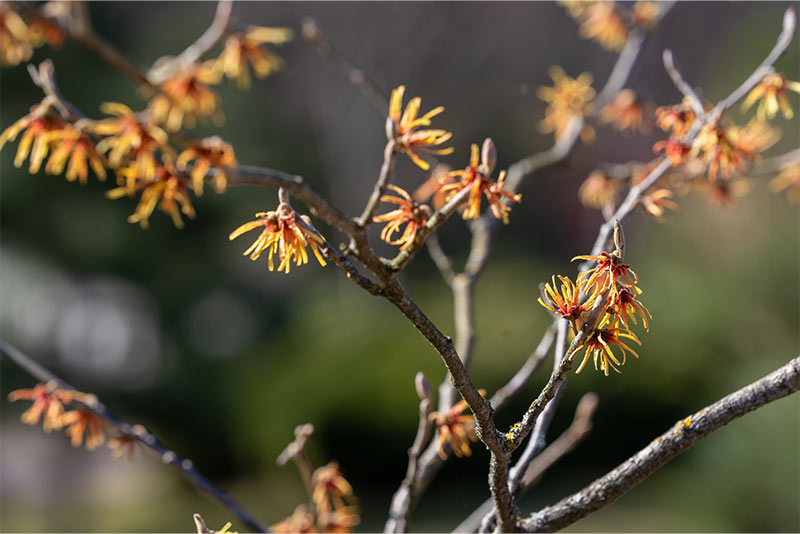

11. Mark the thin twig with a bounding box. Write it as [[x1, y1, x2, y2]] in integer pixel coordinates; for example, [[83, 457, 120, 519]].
[[358, 139, 398, 227], [276, 424, 316, 506], [662, 49, 705, 116], [1, 340, 268, 533], [519, 357, 800, 533], [425, 234, 456, 285]]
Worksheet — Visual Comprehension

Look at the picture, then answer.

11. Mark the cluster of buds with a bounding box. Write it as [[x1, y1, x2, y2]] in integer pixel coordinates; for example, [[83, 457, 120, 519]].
[[273, 425, 359, 533], [7, 382, 139, 456], [229, 188, 328, 274], [0, 4, 64, 66], [539, 222, 650, 375], [561, 1, 661, 52]]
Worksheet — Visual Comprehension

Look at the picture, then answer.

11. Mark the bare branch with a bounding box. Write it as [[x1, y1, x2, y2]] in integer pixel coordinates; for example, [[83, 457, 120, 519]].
[[662, 49, 705, 116], [425, 234, 456, 285], [519, 357, 800, 533], [277, 424, 316, 505], [1, 340, 268, 533], [358, 139, 398, 227]]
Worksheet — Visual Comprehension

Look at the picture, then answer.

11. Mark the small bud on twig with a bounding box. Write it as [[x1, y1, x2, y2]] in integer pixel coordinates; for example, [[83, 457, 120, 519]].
[[613, 219, 625, 259], [480, 138, 497, 176], [415, 372, 433, 402]]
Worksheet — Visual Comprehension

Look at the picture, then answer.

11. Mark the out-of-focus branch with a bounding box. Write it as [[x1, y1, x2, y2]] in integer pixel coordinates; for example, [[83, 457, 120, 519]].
[[519, 357, 800, 533], [26, 61, 86, 121], [425, 234, 456, 285], [384, 374, 435, 533], [302, 17, 389, 116], [148, 0, 233, 84], [456, 392, 599, 534], [0, 340, 268, 533], [276, 424, 316, 505], [662, 49, 705, 116]]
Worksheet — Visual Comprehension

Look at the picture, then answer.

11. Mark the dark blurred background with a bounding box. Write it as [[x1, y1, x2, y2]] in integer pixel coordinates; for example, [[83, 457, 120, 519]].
[[1, 2, 798, 532]]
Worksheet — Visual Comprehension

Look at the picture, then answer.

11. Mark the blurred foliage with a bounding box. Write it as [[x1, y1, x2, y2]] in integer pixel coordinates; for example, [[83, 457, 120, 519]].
[[1, 2, 798, 533]]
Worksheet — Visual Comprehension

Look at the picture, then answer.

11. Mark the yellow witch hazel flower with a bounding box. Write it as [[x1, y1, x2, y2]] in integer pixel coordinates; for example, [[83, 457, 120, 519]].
[[229, 188, 327, 274], [215, 26, 293, 89], [538, 66, 596, 141], [388, 85, 453, 170], [742, 71, 800, 120]]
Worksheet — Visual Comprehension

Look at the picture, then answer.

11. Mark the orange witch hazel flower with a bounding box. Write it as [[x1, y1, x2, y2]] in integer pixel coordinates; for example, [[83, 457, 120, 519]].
[[311, 461, 356, 512], [655, 98, 697, 138], [229, 190, 327, 273], [640, 188, 678, 220], [441, 141, 521, 223], [577, 1, 628, 52], [388, 85, 453, 170], [599, 89, 651, 134], [539, 275, 599, 327], [176, 136, 236, 195], [537, 65, 596, 141], [742, 71, 800, 120], [0, 101, 64, 173], [107, 164, 196, 229], [578, 170, 620, 209], [272, 505, 317, 533], [60, 408, 107, 450], [148, 62, 222, 131], [44, 125, 108, 184], [215, 26, 293, 89], [769, 163, 800, 203], [429, 390, 485, 460], [576, 326, 641, 376], [373, 184, 432, 250], [7, 383, 75, 431], [317, 506, 360, 533]]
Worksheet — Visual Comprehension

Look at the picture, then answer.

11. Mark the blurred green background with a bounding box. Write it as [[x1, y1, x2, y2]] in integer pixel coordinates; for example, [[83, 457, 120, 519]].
[[1, 2, 798, 532]]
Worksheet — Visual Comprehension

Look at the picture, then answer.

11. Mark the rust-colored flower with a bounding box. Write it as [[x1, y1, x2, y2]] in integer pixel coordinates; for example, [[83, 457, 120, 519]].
[[108, 431, 143, 460], [655, 99, 697, 138], [148, 62, 222, 131], [578, 170, 621, 209], [640, 188, 678, 220], [229, 200, 327, 273], [93, 102, 172, 184], [0, 5, 37, 66], [176, 136, 236, 195], [653, 139, 691, 166], [601, 287, 651, 331], [317, 506, 360, 533], [538, 275, 599, 327], [429, 393, 484, 460], [573, 251, 639, 299], [691, 121, 759, 181], [702, 178, 751, 207], [599, 89, 650, 133], [769, 163, 800, 203], [538, 66, 596, 141], [440, 143, 521, 223], [44, 126, 107, 184], [272, 505, 317, 533], [311, 461, 356, 512], [388, 85, 453, 170], [577, 1, 628, 52], [575, 326, 641, 375], [7, 383, 74, 431], [107, 164, 196, 229], [60, 408, 107, 450], [0, 102, 64, 173], [215, 26, 293, 89], [742, 72, 800, 120], [373, 184, 431, 250], [632, 2, 660, 30]]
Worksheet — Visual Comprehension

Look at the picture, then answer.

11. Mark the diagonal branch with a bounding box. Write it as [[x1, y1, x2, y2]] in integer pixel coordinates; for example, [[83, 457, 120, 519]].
[[519, 356, 800, 533], [1, 340, 269, 533]]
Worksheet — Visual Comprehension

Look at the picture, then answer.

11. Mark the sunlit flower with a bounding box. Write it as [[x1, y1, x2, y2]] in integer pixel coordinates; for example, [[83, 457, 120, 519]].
[[575, 326, 641, 375], [229, 202, 327, 273], [639, 188, 678, 220], [272, 505, 317, 533], [599, 89, 650, 133], [440, 143, 521, 223], [108, 433, 142, 460], [632, 2, 660, 30], [176, 136, 236, 195], [93, 102, 172, 184], [388, 85, 453, 170], [60, 408, 107, 450], [578, 170, 621, 209], [538, 275, 599, 328], [691, 121, 761, 181], [769, 163, 800, 203], [653, 138, 691, 165], [412, 164, 454, 210], [317, 506, 360, 533], [655, 99, 696, 138], [107, 164, 195, 229], [311, 461, 356, 512], [558, 0, 598, 20], [601, 287, 651, 331], [44, 126, 107, 184], [0, 5, 37, 66], [7, 383, 74, 431], [578, 1, 628, 52], [537, 66, 596, 141], [731, 119, 780, 162], [373, 184, 431, 250], [215, 26, 293, 89], [742, 72, 800, 120], [573, 251, 639, 298], [429, 392, 484, 460], [149, 62, 222, 131], [0, 102, 64, 173]]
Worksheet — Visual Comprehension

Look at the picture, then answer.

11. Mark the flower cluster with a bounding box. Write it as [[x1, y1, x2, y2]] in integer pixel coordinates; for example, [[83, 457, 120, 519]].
[[562, 1, 661, 52], [537, 66, 596, 141], [742, 71, 800, 120], [229, 192, 327, 273], [0, 5, 63, 66], [148, 62, 223, 132]]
